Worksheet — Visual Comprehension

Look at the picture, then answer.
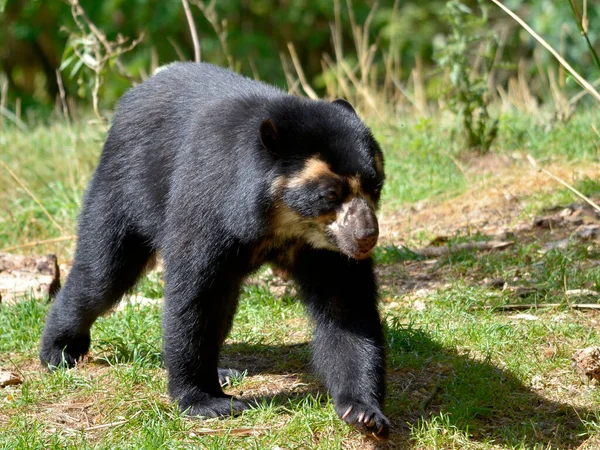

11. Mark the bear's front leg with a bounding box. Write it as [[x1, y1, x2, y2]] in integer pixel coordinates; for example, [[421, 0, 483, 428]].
[[162, 240, 248, 417], [291, 249, 389, 439]]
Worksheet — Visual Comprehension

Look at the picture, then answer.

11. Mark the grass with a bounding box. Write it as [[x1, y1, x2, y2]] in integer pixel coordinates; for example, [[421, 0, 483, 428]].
[[2, 107, 600, 448]]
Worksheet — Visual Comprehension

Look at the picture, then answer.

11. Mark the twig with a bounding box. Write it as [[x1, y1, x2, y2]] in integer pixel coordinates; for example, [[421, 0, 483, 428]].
[[526, 154, 600, 214], [419, 376, 443, 413], [0, 236, 77, 253], [15, 97, 21, 125], [68, 0, 140, 84], [55, 69, 71, 125], [181, 0, 201, 62], [287, 42, 319, 100], [339, 58, 381, 117], [479, 303, 600, 311], [84, 420, 128, 431], [248, 57, 260, 81], [280, 53, 301, 96], [448, 154, 469, 184], [567, 0, 600, 73], [191, 426, 270, 436], [569, 77, 600, 107], [7, 358, 25, 379], [167, 36, 186, 61], [192, 0, 234, 69], [0, 105, 28, 131], [0, 160, 64, 233], [490, 0, 600, 103], [84, 410, 142, 431]]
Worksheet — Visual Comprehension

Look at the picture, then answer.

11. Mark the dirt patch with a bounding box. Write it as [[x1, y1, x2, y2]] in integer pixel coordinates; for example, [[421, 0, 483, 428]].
[[380, 160, 600, 245]]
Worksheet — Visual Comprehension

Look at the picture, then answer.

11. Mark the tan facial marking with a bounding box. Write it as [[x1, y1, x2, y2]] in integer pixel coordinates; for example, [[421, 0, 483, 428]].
[[268, 158, 339, 252], [267, 156, 381, 259], [270, 175, 288, 196], [347, 175, 378, 209], [270, 201, 334, 251], [348, 176, 361, 196], [287, 157, 340, 189]]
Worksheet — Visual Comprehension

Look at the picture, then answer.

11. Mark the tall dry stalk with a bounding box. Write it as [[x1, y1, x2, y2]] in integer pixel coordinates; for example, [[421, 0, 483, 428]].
[[181, 0, 201, 62], [490, 0, 600, 104]]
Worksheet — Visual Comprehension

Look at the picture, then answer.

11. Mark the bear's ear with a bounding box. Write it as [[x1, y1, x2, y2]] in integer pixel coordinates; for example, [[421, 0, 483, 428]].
[[259, 119, 279, 153], [332, 98, 357, 115]]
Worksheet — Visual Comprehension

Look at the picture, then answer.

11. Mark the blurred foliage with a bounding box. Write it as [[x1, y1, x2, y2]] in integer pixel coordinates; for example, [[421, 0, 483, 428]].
[[435, 0, 499, 153], [0, 0, 598, 118]]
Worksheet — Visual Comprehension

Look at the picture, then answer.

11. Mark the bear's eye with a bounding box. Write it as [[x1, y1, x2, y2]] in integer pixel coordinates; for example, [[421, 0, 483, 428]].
[[322, 187, 341, 202], [317, 177, 345, 203]]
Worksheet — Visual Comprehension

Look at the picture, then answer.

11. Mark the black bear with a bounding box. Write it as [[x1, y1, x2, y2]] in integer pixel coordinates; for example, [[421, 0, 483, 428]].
[[40, 62, 388, 438]]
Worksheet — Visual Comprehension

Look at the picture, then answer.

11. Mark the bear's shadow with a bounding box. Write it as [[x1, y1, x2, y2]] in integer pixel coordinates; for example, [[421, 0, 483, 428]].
[[219, 325, 593, 449]]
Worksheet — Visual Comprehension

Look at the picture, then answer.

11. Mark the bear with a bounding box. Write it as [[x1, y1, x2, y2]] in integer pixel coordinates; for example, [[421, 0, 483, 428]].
[[39, 62, 388, 438]]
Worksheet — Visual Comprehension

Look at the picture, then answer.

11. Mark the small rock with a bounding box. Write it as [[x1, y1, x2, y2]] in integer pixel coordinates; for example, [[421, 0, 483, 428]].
[[0, 369, 22, 387], [530, 374, 544, 390], [577, 224, 600, 240], [559, 207, 574, 217], [540, 239, 570, 252], [508, 313, 538, 321], [413, 300, 426, 311], [572, 346, 600, 383], [563, 215, 584, 225], [114, 295, 160, 311], [487, 277, 506, 290]]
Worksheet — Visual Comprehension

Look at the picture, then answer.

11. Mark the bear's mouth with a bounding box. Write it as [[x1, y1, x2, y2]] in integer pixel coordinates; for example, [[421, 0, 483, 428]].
[[352, 247, 374, 260], [325, 227, 378, 260]]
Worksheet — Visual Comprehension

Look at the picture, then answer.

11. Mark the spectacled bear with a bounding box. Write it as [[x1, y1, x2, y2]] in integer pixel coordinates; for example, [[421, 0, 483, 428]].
[[39, 62, 388, 438]]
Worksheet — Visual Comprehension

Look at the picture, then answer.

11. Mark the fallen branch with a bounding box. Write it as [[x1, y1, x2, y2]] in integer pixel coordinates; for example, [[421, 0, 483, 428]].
[[0, 236, 76, 253], [84, 410, 141, 431], [191, 426, 270, 436], [412, 240, 514, 258], [419, 376, 443, 413], [479, 303, 600, 311]]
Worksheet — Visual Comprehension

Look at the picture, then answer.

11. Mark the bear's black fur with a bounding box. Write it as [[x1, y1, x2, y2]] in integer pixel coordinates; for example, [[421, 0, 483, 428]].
[[40, 62, 388, 437]]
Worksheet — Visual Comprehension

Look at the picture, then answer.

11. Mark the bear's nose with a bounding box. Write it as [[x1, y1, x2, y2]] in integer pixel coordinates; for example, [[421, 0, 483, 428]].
[[354, 228, 379, 252]]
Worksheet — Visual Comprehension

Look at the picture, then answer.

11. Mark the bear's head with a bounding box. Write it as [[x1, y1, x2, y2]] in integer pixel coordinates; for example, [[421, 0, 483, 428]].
[[263, 99, 384, 260]]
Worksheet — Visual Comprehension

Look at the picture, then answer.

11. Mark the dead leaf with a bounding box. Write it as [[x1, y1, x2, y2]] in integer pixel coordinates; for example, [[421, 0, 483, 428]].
[[572, 346, 600, 383], [0, 369, 22, 387]]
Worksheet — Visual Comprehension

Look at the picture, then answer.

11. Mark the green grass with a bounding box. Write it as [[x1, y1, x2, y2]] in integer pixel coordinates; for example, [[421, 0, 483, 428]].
[[2, 274, 600, 448], [2, 108, 600, 448], [2, 108, 599, 257]]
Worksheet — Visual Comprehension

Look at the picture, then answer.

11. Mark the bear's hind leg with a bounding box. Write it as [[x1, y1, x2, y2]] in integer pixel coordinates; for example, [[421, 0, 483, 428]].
[[40, 203, 154, 369]]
